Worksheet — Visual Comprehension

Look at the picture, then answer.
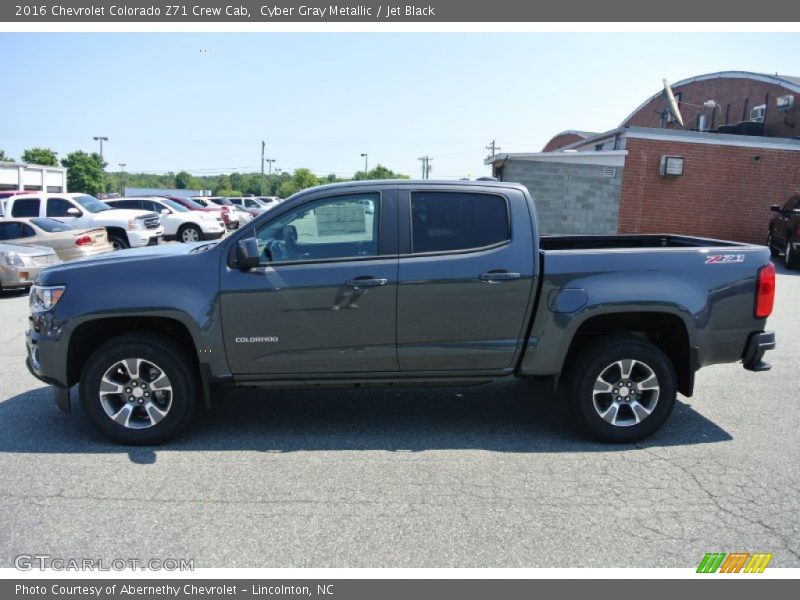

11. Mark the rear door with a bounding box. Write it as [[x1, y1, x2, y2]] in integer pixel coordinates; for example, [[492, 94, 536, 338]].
[[396, 185, 537, 372], [219, 185, 400, 375]]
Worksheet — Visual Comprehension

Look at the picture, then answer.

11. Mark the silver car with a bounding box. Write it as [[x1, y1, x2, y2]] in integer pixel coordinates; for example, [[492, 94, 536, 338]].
[[0, 242, 60, 291]]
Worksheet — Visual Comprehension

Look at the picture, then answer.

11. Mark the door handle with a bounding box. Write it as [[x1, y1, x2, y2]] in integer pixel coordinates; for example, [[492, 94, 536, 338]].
[[345, 277, 388, 288], [480, 271, 521, 283]]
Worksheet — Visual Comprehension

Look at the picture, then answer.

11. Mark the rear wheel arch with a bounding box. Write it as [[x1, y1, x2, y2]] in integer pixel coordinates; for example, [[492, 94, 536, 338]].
[[560, 311, 694, 397]]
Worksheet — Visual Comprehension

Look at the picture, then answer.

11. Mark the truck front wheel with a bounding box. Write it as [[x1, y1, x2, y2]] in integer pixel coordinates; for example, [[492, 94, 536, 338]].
[[79, 333, 198, 445], [567, 335, 676, 443]]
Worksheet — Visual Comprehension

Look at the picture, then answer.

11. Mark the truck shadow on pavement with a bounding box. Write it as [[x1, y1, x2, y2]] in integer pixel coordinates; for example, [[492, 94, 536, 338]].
[[0, 378, 731, 462]]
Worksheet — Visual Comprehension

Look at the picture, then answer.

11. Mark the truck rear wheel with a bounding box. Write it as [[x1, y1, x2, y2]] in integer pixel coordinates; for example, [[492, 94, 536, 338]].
[[79, 333, 198, 445], [567, 335, 676, 443]]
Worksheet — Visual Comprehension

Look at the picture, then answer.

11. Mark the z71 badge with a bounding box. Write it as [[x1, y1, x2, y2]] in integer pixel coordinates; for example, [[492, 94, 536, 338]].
[[705, 254, 745, 264]]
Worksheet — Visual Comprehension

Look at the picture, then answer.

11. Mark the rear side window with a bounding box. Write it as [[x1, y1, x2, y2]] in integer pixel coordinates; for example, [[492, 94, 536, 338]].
[[0, 221, 22, 240], [410, 192, 509, 254], [30, 218, 73, 232], [46, 198, 77, 217], [11, 198, 40, 218]]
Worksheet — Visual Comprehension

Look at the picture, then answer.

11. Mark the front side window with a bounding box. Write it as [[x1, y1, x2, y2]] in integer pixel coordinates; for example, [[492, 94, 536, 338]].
[[46, 198, 77, 217], [410, 192, 509, 254], [255, 193, 380, 263], [11, 198, 40, 218]]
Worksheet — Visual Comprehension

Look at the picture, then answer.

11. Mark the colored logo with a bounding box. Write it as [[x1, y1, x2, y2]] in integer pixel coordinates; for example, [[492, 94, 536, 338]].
[[697, 552, 773, 573]]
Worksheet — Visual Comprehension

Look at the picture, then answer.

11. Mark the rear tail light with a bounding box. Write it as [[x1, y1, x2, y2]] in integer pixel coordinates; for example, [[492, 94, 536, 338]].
[[75, 235, 92, 247], [755, 263, 776, 318]]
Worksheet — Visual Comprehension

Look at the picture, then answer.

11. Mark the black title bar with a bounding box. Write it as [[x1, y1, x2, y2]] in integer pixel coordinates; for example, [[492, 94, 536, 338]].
[[4, 0, 800, 22]]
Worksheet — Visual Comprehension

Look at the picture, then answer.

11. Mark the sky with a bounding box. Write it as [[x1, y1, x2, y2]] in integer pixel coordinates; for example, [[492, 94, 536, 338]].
[[2, 32, 800, 180]]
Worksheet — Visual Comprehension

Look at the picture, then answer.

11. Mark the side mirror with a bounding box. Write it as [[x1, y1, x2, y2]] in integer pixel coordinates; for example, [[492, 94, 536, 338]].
[[236, 238, 261, 271], [161, 208, 170, 215], [67, 207, 81, 216]]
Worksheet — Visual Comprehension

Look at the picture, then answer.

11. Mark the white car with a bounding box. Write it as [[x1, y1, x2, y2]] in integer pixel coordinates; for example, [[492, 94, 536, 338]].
[[189, 196, 240, 230], [203, 196, 254, 224], [228, 196, 279, 216], [106, 197, 225, 243], [4, 193, 163, 250]]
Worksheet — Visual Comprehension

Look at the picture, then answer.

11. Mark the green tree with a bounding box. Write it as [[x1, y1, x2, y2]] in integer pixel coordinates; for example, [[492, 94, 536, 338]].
[[291, 168, 320, 191], [0, 149, 14, 162], [174, 171, 193, 189], [352, 164, 409, 181], [213, 175, 233, 195], [21, 147, 59, 167], [61, 151, 106, 196]]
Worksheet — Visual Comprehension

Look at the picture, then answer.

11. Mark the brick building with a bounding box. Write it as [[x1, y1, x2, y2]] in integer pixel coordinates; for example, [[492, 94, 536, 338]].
[[487, 71, 800, 243]]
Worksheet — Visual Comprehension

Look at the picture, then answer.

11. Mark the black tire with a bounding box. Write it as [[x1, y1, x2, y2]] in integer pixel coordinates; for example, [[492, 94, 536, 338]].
[[767, 231, 779, 257], [567, 335, 677, 443], [108, 234, 129, 250], [79, 333, 198, 445], [178, 224, 204, 243], [785, 241, 800, 269]]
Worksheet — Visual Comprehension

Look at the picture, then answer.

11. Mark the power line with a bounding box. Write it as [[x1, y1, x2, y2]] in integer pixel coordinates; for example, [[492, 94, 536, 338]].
[[418, 156, 433, 179]]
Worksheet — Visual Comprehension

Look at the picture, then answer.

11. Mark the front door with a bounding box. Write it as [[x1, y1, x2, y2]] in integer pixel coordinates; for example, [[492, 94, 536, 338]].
[[396, 187, 536, 372], [220, 188, 399, 375]]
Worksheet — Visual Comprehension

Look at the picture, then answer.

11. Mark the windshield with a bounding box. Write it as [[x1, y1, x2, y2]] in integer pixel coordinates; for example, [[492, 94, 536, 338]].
[[74, 194, 112, 213], [30, 218, 74, 232], [161, 198, 189, 212], [192, 198, 209, 207]]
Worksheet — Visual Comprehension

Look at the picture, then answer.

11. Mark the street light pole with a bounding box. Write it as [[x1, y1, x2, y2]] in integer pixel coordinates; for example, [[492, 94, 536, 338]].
[[266, 159, 275, 195], [93, 136, 108, 161], [360, 153, 368, 180], [118, 163, 126, 194]]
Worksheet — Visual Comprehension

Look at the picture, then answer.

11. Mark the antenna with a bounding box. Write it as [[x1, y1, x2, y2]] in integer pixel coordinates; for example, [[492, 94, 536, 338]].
[[662, 79, 684, 127]]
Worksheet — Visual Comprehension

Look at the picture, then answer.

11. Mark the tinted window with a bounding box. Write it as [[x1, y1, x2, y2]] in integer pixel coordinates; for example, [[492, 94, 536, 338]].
[[141, 200, 160, 212], [11, 198, 40, 218], [0, 221, 22, 240], [255, 193, 380, 263], [111, 199, 143, 210], [30, 218, 74, 233], [19, 224, 36, 238], [410, 192, 509, 254], [46, 198, 78, 217]]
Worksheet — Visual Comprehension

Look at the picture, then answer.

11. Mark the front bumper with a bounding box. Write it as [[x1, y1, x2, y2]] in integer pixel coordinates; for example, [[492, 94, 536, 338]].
[[0, 264, 46, 289], [742, 331, 776, 372], [128, 227, 164, 247]]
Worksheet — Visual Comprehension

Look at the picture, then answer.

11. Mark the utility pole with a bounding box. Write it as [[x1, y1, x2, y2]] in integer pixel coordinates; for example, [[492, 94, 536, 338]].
[[261, 140, 266, 195], [93, 136, 109, 161], [360, 153, 368, 180], [418, 156, 433, 179], [265, 158, 275, 195], [485, 140, 501, 158], [118, 163, 126, 194]]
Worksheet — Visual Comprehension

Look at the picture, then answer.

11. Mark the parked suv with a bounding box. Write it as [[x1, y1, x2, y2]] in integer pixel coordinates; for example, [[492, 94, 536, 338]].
[[4, 193, 163, 250], [768, 195, 800, 269], [106, 197, 225, 243]]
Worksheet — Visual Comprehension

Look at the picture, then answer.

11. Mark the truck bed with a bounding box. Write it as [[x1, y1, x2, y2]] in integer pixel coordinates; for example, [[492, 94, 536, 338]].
[[540, 234, 746, 251]]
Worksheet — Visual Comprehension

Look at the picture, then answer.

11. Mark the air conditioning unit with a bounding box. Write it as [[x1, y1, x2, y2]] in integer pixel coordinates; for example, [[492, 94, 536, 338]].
[[750, 104, 766, 122], [659, 156, 684, 177]]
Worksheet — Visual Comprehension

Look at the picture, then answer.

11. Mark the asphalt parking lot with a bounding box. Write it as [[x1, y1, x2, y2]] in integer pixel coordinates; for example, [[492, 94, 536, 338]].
[[0, 260, 798, 569]]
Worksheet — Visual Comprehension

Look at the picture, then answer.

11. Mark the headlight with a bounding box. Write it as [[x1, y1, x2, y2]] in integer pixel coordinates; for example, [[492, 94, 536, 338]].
[[30, 285, 66, 312], [4, 252, 25, 267], [127, 218, 147, 231]]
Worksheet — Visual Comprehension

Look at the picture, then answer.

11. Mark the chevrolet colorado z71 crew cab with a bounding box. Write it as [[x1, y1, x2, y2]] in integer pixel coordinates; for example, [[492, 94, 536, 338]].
[[26, 180, 776, 445]]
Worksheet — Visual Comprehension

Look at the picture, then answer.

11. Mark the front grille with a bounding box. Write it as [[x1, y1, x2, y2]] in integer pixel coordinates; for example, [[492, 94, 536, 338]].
[[142, 212, 161, 229], [31, 254, 57, 266]]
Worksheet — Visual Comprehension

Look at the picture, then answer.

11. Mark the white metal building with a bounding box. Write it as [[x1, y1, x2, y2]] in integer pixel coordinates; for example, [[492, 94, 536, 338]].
[[0, 162, 67, 192]]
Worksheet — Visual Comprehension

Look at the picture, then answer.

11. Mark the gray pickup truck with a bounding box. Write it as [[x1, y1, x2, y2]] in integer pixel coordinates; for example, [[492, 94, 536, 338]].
[[26, 180, 776, 445]]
